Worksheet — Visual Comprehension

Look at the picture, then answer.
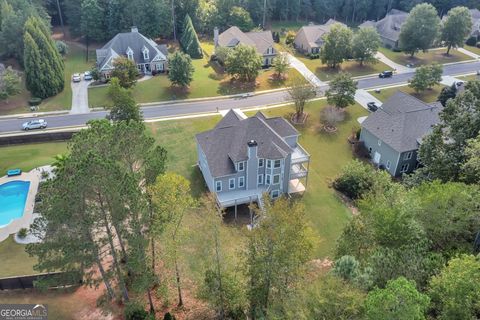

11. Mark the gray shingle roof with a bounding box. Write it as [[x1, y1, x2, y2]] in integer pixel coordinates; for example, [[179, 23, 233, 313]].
[[96, 28, 167, 71], [295, 20, 346, 48], [361, 91, 442, 153], [372, 9, 408, 42], [218, 26, 274, 55], [196, 110, 297, 177]]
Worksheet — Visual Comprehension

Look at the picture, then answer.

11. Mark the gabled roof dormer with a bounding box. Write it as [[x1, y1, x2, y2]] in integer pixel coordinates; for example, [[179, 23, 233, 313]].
[[126, 47, 134, 61], [142, 46, 149, 60]]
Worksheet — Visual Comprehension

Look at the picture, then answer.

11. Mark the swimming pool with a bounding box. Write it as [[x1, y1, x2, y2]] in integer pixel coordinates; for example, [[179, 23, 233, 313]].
[[0, 180, 30, 227]]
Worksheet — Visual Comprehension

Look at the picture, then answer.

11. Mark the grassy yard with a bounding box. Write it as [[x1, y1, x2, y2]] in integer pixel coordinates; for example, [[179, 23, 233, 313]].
[[0, 236, 38, 277], [369, 84, 445, 103], [296, 54, 390, 81], [378, 47, 472, 67], [457, 74, 479, 81], [89, 42, 301, 107], [0, 142, 68, 174], [269, 20, 307, 33], [465, 45, 480, 56], [41, 43, 96, 112]]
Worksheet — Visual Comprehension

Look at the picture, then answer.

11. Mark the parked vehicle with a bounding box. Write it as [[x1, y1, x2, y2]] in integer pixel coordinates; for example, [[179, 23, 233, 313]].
[[367, 102, 379, 112], [84, 71, 92, 81], [22, 119, 47, 131], [379, 70, 393, 78], [455, 81, 464, 87], [72, 73, 81, 82]]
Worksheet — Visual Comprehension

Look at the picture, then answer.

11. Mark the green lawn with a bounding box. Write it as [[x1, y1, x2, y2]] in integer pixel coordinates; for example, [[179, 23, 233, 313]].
[[369, 84, 445, 103], [269, 20, 306, 33], [40, 43, 96, 112], [0, 142, 68, 174], [89, 42, 301, 108], [0, 236, 38, 277], [464, 45, 480, 56], [457, 74, 479, 81], [0, 78, 31, 116], [378, 47, 473, 67], [296, 54, 391, 81]]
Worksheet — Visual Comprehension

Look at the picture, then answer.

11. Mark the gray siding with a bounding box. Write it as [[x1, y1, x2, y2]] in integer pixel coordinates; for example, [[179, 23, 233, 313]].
[[197, 144, 214, 191], [360, 128, 400, 176], [380, 36, 399, 49], [394, 150, 419, 176], [285, 135, 299, 148]]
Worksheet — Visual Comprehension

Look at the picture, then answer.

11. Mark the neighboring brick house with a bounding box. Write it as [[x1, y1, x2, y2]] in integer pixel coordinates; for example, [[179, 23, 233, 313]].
[[195, 110, 310, 209], [214, 26, 277, 66], [96, 27, 168, 78], [293, 19, 346, 54], [360, 9, 408, 49], [360, 91, 442, 176]]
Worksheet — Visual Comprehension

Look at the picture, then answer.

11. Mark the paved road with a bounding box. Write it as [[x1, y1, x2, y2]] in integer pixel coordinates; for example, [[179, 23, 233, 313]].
[[1, 60, 479, 134]]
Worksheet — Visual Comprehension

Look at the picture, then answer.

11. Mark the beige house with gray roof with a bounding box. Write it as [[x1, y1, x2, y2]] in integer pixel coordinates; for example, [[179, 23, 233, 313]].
[[214, 26, 277, 66], [195, 110, 310, 209], [293, 19, 345, 54]]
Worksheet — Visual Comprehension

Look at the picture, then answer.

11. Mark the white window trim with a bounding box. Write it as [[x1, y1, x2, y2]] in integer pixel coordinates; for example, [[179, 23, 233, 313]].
[[126, 47, 134, 61], [229, 178, 235, 190], [386, 160, 391, 170], [267, 160, 272, 169], [238, 162, 245, 172], [257, 174, 263, 185], [404, 152, 413, 160], [400, 163, 409, 173], [238, 176, 245, 188], [143, 48, 149, 60], [258, 158, 264, 168], [266, 174, 271, 185], [215, 181, 222, 192], [273, 174, 280, 185], [274, 160, 281, 168], [271, 190, 280, 199]]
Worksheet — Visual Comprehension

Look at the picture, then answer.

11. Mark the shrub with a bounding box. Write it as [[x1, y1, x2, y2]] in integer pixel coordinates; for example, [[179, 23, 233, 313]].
[[17, 228, 28, 239], [466, 36, 477, 46], [309, 53, 320, 59], [124, 302, 148, 320], [28, 97, 42, 106], [392, 47, 402, 52], [55, 40, 69, 56], [285, 31, 296, 45], [333, 160, 375, 199]]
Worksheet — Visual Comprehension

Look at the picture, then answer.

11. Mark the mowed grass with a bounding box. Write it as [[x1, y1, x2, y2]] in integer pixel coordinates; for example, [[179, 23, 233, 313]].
[[457, 74, 479, 81], [378, 47, 473, 67], [296, 54, 391, 81], [0, 236, 38, 277], [269, 20, 307, 33], [464, 45, 480, 56], [0, 142, 68, 174], [89, 42, 301, 107], [369, 84, 445, 103], [41, 43, 96, 111]]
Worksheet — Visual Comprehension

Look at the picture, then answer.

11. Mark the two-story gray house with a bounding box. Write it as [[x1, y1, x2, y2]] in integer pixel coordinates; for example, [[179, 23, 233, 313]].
[[360, 91, 442, 176], [195, 110, 310, 209]]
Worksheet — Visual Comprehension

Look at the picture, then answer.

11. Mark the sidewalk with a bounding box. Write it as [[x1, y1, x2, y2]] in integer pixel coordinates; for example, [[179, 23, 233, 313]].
[[458, 47, 479, 59], [375, 51, 411, 74], [286, 53, 325, 87]]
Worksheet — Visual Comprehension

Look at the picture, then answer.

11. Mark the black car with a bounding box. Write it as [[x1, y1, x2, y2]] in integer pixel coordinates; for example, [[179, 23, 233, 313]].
[[379, 70, 393, 78], [367, 102, 379, 112]]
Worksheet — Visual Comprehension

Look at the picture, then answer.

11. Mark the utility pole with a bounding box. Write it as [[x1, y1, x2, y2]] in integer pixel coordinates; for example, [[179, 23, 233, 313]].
[[262, 0, 267, 30], [171, 0, 177, 41], [56, 0, 66, 37]]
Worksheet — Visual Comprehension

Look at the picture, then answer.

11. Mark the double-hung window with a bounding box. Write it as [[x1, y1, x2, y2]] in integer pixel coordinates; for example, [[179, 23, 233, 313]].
[[265, 174, 271, 185], [238, 162, 245, 171], [238, 176, 245, 188], [257, 174, 264, 185], [400, 164, 409, 173], [274, 160, 281, 168], [271, 190, 280, 199], [215, 181, 222, 192], [273, 174, 280, 184], [229, 178, 235, 190], [267, 160, 272, 169], [404, 152, 413, 160], [258, 159, 264, 168], [386, 160, 391, 170]]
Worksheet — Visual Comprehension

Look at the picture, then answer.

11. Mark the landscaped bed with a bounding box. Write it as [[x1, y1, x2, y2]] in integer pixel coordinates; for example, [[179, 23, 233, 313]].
[[369, 84, 445, 103], [378, 47, 473, 67]]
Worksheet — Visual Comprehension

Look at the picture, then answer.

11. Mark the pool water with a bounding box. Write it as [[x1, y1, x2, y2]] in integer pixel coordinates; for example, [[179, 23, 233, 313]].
[[0, 181, 30, 227]]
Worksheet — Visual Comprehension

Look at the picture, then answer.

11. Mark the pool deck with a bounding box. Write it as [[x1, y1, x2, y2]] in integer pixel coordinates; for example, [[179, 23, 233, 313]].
[[0, 168, 42, 242]]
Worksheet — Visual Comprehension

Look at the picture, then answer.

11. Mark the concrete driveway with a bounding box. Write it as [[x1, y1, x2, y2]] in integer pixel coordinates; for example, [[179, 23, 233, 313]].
[[355, 89, 383, 110], [70, 79, 90, 114], [287, 53, 325, 87]]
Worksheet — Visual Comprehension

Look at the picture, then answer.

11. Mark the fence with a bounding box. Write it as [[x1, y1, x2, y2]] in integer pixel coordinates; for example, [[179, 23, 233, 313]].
[[0, 131, 76, 146], [0, 272, 80, 290]]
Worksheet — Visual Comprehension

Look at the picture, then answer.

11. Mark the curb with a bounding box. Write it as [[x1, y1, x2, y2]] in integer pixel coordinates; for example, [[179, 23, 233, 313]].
[[0, 110, 70, 120]]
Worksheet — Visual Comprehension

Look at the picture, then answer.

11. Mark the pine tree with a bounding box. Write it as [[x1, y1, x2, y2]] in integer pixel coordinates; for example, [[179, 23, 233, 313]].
[[180, 14, 203, 59], [23, 16, 64, 98]]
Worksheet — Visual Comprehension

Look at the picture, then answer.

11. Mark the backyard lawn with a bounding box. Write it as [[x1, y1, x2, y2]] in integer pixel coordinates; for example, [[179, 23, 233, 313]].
[[378, 47, 472, 67], [369, 84, 445, 103], [0, 236, 38, 277], [296, 54, 391, 81]]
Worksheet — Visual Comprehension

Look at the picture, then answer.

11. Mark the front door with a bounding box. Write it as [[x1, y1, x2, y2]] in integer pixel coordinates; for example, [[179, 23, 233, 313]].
[[373, 152, 381, 164]]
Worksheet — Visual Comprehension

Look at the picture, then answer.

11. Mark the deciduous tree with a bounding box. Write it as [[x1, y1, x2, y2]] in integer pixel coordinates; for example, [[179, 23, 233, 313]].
[[320, 24, 353, 68], [272, 52, 289, 79], [107, 77, 142, 122], [225, 45, 262, 82], [168, 51, 194, 87], [287, 76, 316, 121], [352, 27, 381, 66], [228, 6, 254, 31], [0, 67, 21, 101], [409, 63, 443, 93], [441, 6, 472, 55], [326, 72, 357, 109], [111, 56, 138, 88]]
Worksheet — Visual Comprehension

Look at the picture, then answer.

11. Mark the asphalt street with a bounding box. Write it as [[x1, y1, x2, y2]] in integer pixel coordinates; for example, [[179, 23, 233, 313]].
[[0, 60, 479, 134]]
